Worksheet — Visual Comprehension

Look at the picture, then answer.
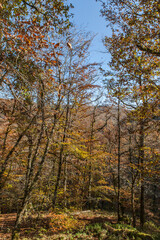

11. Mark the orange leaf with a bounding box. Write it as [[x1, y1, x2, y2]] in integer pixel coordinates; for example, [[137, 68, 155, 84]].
[[54, 43, 60, 48]]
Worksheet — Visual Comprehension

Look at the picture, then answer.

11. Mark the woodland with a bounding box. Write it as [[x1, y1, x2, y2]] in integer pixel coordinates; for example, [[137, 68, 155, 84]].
[[0, 0, 160, 239]]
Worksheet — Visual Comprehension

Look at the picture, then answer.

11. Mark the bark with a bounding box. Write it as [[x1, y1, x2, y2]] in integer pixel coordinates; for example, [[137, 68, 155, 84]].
[[152, 185, 157, 212], [52, 92, 70, 209], [128, 128, 136, 227], [11, 198, 29, 240], [52, 146, 64, 208], [64, 158, 67, 208], [138, 75, 145, 229], [139, 121, 145, 229], [52, 51, 72, 209], [131, 183, 136, 227], [88, 107, 96, 209], [117, 98, 121, 222]]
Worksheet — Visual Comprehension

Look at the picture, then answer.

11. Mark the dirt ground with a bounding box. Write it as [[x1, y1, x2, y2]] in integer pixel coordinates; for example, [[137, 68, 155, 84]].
[[0, 211, 116, 240], [0, 213, 16, 240]]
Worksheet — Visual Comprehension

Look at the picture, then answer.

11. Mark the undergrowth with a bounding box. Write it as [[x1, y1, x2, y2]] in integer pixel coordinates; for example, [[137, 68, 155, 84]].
[[15, 211, 160, 239]]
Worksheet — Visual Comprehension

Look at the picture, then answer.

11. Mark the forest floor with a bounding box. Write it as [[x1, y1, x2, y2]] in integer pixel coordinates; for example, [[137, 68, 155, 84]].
[[0, 210, 160, 240]]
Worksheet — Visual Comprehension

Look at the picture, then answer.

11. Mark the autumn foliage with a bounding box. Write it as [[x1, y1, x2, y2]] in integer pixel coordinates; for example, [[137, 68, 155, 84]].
[[0, 0, 160, 239]]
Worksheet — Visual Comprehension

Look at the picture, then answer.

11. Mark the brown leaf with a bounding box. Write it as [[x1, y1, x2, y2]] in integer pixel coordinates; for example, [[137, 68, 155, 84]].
[[54, 43, 60, 48]]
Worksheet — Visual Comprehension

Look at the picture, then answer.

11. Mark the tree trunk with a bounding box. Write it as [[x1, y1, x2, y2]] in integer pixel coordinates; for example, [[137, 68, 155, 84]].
[[139, 122, 145, 229], [52, 149, 63, 208], [131, 183, 136, 227], [52, 93, 70, 209], [88, 107, 95, 209], [152, 185, 157, 212], [64, 158, 67, 208], [11, 192, 29, 240], [128, 127, 136, 227], [117, 98, 121, 222]]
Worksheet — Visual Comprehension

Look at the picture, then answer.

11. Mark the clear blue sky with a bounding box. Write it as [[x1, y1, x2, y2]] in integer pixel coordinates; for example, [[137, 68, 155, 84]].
[[67, 0, 111, 68]]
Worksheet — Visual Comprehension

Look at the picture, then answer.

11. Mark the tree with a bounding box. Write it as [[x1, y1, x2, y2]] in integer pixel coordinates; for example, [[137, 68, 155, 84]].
[[99, 0, 160, 54], [48, 30, 100, 209], [98, 0, 160, 227], [0, 1, 73, 239]]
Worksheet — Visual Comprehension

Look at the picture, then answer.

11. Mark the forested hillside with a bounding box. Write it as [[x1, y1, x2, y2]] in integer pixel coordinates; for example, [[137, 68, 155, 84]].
[[0, 0, 159, 239]]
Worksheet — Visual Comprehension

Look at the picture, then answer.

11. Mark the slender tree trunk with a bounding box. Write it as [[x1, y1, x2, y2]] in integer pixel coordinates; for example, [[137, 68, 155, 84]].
[[139, 122, 145, 229], [88, 162, 92, 209], [88, 108, 96, 209], [137, 73, 146, 229], [117, 98, 121, 222], [52, 94, 70, 209], [82, 159, 87, 206], [128, 128, 136, 227], [131, 183, 136, 227], [52, 147, 63, 208], [11, 195, 29, 240], [152, 185, 156, 212], [52, 49, 72, 209], [64, 158, 67, 208], [88, 164, 92, 198]]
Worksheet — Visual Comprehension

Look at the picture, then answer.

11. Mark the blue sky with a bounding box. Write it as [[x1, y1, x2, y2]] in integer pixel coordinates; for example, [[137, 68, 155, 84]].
[[67, 0, 111, 68]]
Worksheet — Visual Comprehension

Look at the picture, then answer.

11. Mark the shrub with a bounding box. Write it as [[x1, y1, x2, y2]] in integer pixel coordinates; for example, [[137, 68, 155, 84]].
[[49, 212, 80, 233]]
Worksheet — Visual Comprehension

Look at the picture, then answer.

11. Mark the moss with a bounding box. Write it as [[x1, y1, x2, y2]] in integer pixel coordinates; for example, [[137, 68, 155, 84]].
[[134, 232, 153, 240], [103, 223, 153, 240], [144, 221, 159, 232]]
